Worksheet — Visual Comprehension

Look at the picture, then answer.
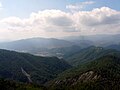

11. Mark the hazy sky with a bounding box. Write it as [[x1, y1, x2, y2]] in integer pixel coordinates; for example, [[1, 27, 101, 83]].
[[0, 0, 120, 41]]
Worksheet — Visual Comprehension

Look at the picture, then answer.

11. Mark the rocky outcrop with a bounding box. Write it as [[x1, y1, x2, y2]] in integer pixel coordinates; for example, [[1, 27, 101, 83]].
[[54, 71, 100, 86]]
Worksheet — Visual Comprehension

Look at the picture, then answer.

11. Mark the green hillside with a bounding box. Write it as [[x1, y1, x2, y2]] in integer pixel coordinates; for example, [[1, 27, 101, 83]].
[[66, 46, 120, 66], [49, 54, 120, 90], [0, 47, 120, 90], [0, 49, 71, 84]]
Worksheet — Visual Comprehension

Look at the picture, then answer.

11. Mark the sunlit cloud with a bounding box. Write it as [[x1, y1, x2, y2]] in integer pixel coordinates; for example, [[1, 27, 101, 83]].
[[0, 2, 2, 7], [66, 1, 95, 11], [0, 7, 120, 40], [0, 2, 3, 10]]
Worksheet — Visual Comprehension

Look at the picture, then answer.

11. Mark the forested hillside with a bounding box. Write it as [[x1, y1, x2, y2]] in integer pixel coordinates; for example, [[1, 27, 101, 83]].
[[66, 46, 120, 66], [0, 49, 71, 84], [48, 54, 120, 90]]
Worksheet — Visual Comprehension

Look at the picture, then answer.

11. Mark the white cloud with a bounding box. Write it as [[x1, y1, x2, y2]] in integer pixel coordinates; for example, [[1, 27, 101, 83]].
[[0, 10, 75, 32], [0, 2, 3, 10], [66, 1, 95, 11], [0, 7, 120, 40], [0, 2, 2, 7]]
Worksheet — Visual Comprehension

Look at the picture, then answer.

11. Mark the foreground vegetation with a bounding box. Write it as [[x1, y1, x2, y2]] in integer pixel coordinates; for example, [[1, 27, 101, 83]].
[[0, 78, 46, 90]]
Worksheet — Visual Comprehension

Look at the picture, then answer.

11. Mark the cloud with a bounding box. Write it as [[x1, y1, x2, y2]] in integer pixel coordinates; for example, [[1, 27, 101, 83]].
[[0, 7, 120, 40], [0, 10, 76, 32], [66, 1, 95, 11], [1, 17, 24, 27], [74, 7, 120, 26], [0, 2, 3, 10], [0, 2, 2, 7]]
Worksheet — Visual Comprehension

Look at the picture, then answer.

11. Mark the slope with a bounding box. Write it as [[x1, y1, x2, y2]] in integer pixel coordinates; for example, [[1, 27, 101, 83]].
[[0, 37, 75, 53], [106, 44, 120, 51], [49, 54, 120, 90], [66, 46, 120, 66], [0, 49, 71, 84]]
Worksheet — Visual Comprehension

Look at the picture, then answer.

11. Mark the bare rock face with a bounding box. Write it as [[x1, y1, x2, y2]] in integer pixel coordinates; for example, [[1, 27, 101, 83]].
[[78, 71, 100, 82], [54, 71, 101, 86]]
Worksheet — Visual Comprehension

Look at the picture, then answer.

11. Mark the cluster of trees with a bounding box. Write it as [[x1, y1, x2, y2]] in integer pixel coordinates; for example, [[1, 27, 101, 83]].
[[0, 78, 46, 90]]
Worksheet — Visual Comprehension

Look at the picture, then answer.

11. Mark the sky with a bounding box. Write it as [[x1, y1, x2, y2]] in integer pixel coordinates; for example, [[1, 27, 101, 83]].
[[0, 0, 120, 41]]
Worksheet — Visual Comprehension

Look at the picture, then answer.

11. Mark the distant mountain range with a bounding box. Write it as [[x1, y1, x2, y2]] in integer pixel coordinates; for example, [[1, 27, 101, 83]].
[[0, 34, 120, 58], [63, 34, 120, 47], [0, 37, 90, 57], [0, 37, 76, 52]]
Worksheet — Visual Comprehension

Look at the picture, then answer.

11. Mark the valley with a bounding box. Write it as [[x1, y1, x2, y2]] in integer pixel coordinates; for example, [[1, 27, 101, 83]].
[[0, 34, 119, 89]]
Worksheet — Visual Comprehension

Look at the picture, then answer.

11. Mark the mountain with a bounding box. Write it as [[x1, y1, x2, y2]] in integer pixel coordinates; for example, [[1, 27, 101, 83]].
[[66, 46, 120, 66], [47, 45, 82, 59], [48, 54, 120, 90], [0, 37, 75, 53], [71, 40, 94, 48], [63, 34, 120, 47], [0, 37, 84, 58], [106, 44, 120, 51], [63, 39, 94, 48], [0, 49, 71, 84]]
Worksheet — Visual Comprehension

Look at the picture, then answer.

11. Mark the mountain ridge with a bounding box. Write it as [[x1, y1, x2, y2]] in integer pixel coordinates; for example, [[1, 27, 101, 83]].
[[0, 49, 71, 84], [66, 46, 120, 66], [48, 54, 120, 90]]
